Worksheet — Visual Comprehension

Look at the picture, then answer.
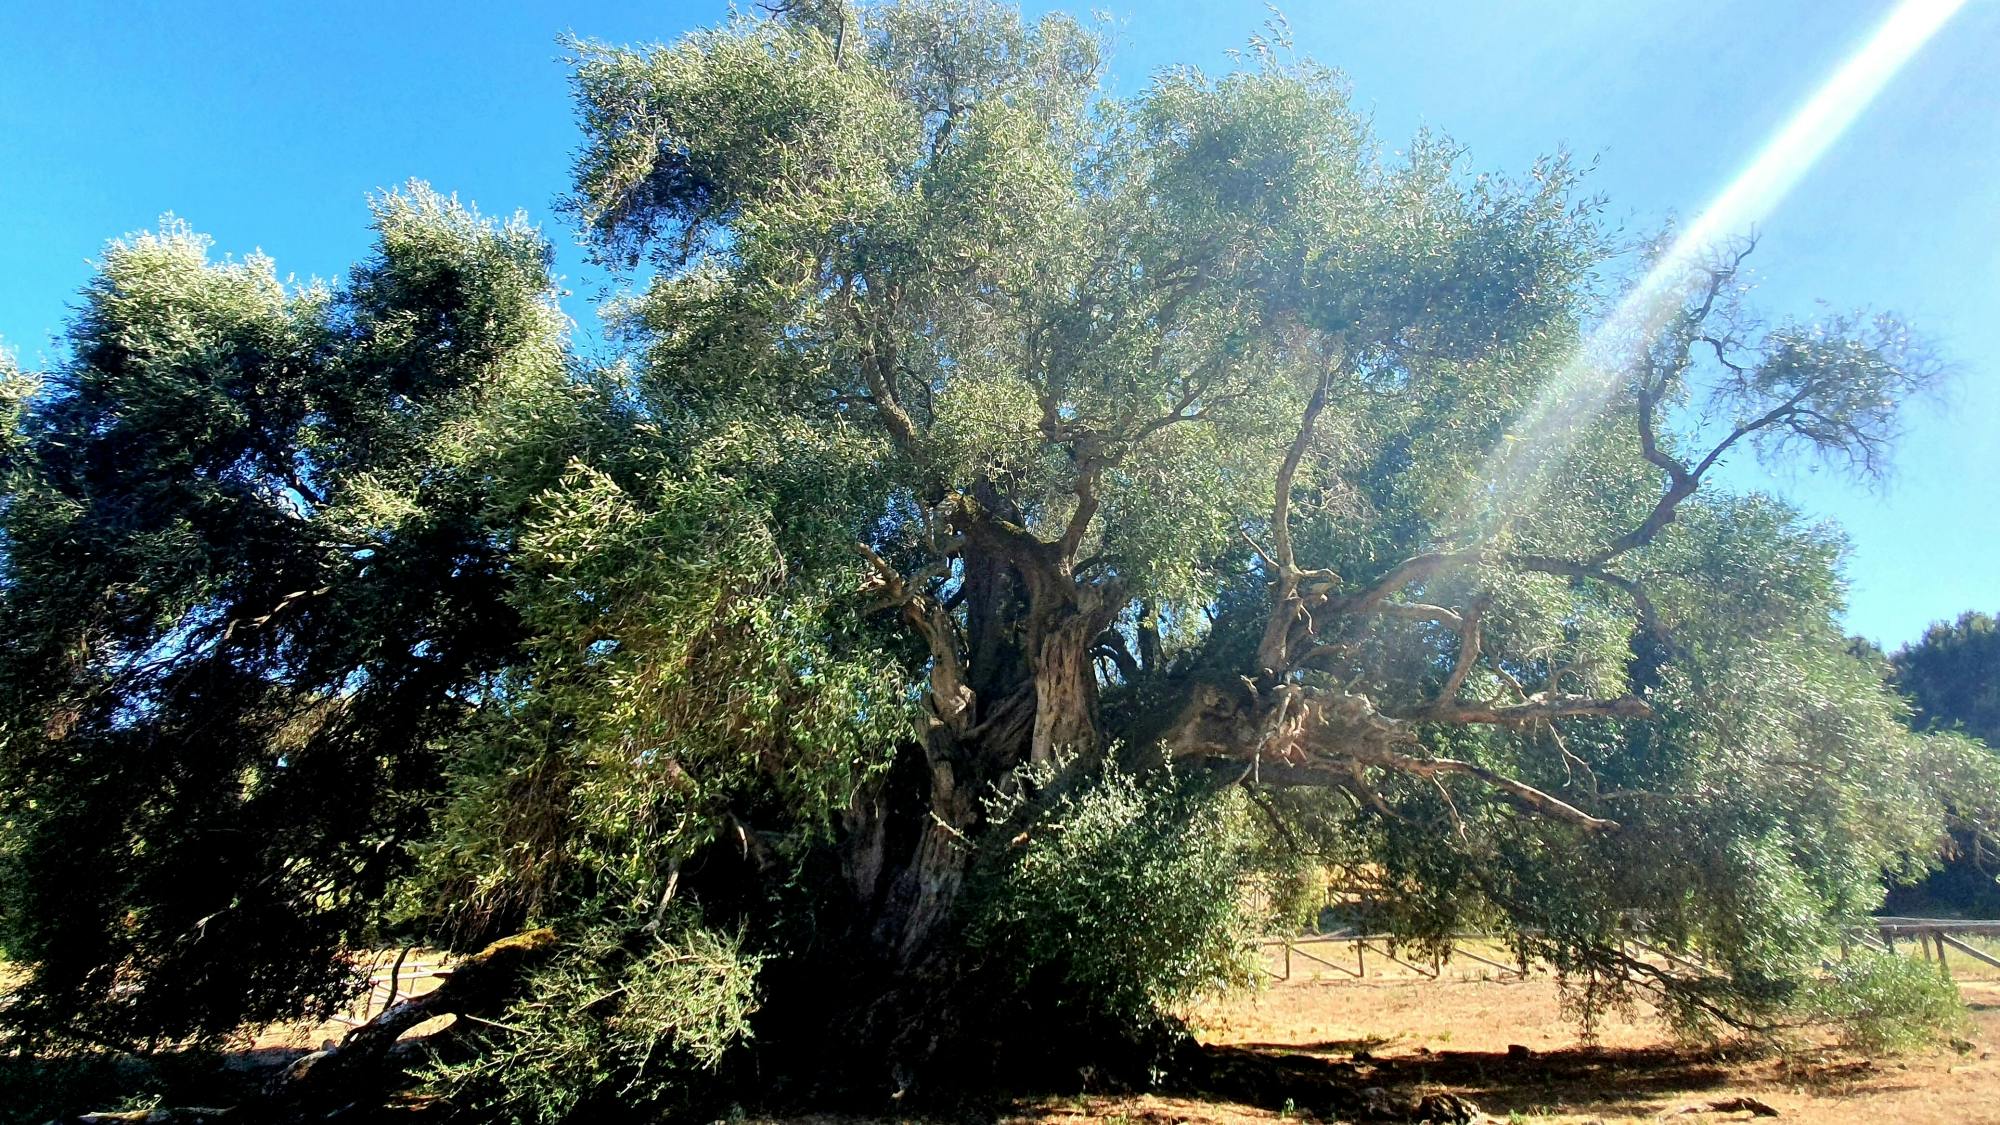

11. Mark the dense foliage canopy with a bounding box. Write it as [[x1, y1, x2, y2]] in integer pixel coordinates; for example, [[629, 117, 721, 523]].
[[1, 2, 1990, 1117]]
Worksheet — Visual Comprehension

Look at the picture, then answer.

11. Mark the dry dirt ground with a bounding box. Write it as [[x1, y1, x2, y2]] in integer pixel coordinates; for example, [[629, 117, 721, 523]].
[[17, 948, 1994, 1123], [968, 969, 2000, 1125], [284, 945, 2000, 1123]]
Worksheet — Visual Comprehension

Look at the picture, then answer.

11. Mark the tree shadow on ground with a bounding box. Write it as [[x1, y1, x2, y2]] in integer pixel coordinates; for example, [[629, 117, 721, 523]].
[[1149, 1040, 1938, 1122], [1234, 1035, 1394, 1057], [0, 1044, 311, 1125], [1176, 1042, 1747, 1121]]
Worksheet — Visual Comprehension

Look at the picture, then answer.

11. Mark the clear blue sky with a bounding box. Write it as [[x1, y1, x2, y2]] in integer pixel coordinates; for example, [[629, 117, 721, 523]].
[[2, 1, 1994, 648]]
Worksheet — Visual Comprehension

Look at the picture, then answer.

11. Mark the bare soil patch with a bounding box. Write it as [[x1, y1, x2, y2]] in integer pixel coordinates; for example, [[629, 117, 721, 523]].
[[13, 950, 1997, 1123], [976, 974, 2000, 1124]]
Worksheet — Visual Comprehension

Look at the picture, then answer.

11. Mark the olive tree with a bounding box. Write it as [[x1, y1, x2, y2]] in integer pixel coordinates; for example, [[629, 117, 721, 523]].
[[0, 1, 1984, 1115]]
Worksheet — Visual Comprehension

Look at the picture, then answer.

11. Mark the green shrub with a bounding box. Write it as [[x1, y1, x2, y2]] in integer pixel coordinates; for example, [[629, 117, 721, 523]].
[[969, 761, 1259, 1033], [418, 919, 759, 1123], [1801, 949, 1968, 1053]]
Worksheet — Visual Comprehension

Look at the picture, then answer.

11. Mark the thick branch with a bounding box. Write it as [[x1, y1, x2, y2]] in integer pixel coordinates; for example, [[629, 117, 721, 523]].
[[1590, 476, 1696, 566], [1252, 365, 1350, 676], [1174, 685, 1625, 833], [1686, 379, 1821, 482], [1269, 367, 1334, 574], [1059, 455, 1101, 564], [1236, 750, 1617, 833], [1375, 601, 1464, 628], [1593, 377, 1822, 566], [1435, 601, 1483, 709], [1351, 745, 1618, 831], [842, 280, 920, 453], [1634, 376, 1691, 483], [1287, 550, 1672, 699], [1400, 693, 1651, 725], [1510, 554, 1665, 642], [262, 930, 559, 1116], [1092, 629, 1141, 684], [858, 542, 974, 732], [950, 493, 1055, 575], [1320, 552, 1461, 620]]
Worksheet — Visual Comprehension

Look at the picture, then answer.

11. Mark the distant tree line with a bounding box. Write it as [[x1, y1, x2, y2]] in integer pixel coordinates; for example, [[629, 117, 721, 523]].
[[1868, 611, 2000, 915]]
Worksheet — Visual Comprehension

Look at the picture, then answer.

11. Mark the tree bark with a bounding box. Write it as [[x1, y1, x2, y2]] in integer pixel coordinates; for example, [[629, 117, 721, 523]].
[[871, 751, 979, 964], [1028, 613, 1104, 766]]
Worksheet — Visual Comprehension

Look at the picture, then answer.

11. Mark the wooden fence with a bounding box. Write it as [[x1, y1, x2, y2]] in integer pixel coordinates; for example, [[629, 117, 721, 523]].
[[1849, 916, 2000, 978], [325, 919, 2000, 1016], [1256, 916, 2000, 984], [1256, 933, 1526, 983], [331, 950, 452, 1027]]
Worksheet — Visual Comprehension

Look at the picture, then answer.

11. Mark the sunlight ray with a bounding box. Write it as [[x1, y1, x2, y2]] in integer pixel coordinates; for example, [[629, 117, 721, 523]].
[[1465, 0, 1967, 535]]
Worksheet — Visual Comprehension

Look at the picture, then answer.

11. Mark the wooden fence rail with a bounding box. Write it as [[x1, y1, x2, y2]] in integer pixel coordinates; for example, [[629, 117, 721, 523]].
[[1858, 917, 2000, 980], [1256, 917, 2000, 984], [331, 957, 453, 1027], [1255, 933, 1526, 983]]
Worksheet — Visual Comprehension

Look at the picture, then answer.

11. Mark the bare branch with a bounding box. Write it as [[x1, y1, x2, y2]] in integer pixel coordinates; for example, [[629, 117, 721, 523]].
[[1121, 380, 1212, 447], [1320, 551, 1462, 619], [1240, 528, 1281, 573], [1598, 238, 1761, 563], [1353, 745, 1615, 831], [1251, 349, 1351, 677], [1686, 379, 1821, 482], [1633, 371, 1693, 484], [1695, 333, 1748, 380]]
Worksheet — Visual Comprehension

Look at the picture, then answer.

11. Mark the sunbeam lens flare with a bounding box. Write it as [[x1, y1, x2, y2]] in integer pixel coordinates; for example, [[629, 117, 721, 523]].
[[1466, 0, 1967, 535]]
